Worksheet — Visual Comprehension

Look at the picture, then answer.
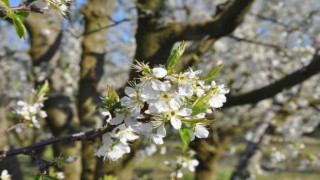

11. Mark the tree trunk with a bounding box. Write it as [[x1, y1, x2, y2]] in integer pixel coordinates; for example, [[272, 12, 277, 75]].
[[78, 0, 116, 179], [25, 12, 81, 179], [192, 127, 244, 180]]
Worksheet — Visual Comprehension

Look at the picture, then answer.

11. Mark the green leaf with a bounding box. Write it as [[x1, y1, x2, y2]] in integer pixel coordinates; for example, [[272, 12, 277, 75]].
[[107, 86, 119, 102], [38, 80, 50, 95], [97, 87, 120, 111], [15, 11, 30, 20], [165, 41, 186, 70], [204, 64, 223, 83], [181, 118, 214, 124], [191, 102, 210, 116], [12, 17, 27, 39], [191, 95, 211, 116], [179, 123, 191, 149], [0, 0, 10, 9]]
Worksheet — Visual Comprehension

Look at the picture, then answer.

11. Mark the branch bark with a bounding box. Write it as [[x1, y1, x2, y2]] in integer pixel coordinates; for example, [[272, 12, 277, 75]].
[[132, 0, 255, 75], [78, 0, 116, 179], [225, 50, 320, 107], [231, 112, 273, 180], [169, 0, 255, 41], [0, 125, 114, 159]]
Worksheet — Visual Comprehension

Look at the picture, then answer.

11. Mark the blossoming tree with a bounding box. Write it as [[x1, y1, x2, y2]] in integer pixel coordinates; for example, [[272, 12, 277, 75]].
[[0, 0, 320, 180]]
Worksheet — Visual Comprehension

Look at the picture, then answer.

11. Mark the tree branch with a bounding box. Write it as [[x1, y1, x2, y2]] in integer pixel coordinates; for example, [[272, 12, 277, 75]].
[[0, 125, 115, 159], [228, 35, 282, 51], [0, 5, 44, 18], [0, 122, 25, 140], [225, 50, 320, 107], [168, 0, 255, 41], [231, 112, 273, 180]]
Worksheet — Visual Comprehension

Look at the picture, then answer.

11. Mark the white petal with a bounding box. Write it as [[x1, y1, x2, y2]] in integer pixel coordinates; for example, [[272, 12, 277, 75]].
[[17, 100, 26, 106], [169, 98, 180, 111], [149, 101, 169, 114], [152, 134, 164, 144], [124, 116, 138, 126], [141, 85, 160, 100], [178, 84, 194, 97], [177, 108, 192, 117], [157, 125, 166, 137], [120, 96, 131, 106], [194, 124, 209, 138], [162, 81, 171, 92], [95, 145, 108, 157], [125, 87, 136, 97], [102, 134, 113, 147], [170, 116, 182, 129], [137, 123, 153, 134], [196, 89, 205, 97], [35, 0, 50, 9], [208, 97, 223, 108], [39, 111, 47, 118], [153, 67, 167, 78], [100, 109, 111, 117], [110, 114, 124, 125], [152, 80, 171, 92]]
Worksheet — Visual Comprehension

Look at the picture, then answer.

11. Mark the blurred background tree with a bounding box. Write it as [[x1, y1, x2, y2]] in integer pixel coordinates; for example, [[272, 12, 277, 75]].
[[0, 0, 319, 179]]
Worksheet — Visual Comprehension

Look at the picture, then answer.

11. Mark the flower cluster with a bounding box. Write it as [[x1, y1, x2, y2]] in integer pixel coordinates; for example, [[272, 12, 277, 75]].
[[164, 150, 199, 179], [22, 0, 71, 16], [14, 81, 49, 128], [96, 42, 229, 161]]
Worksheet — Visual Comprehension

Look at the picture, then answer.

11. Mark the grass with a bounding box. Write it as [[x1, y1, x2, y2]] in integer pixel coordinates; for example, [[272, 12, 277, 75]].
[[15, 136, 320, 179]]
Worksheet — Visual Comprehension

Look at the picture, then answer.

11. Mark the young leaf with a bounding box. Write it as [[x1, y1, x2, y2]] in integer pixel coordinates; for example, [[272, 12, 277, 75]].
[[191, 95, 211, 116], [12, 17, 27, 39], [165, 41, 186, 70], [15, 11, 30, 20], [181, 118, 214, 124], [0, 0, 10, 10], [204, 64, 223, 83], [38, 80, 50, 95], [179, 123, 191, 147]]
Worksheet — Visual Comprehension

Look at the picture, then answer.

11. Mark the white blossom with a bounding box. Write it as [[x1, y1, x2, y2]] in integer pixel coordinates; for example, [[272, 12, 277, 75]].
[[194, 123, 209, 138], [0, 170, 11, 180], [167, 99, 192, 129], [152, 67, 167, 78], [112, 124, 139, 143]]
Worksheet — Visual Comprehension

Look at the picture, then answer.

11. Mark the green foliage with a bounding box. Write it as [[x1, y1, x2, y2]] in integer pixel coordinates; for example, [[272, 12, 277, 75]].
[[0, 0, 29, 39], [181, 118, 213, 124], [165, 41, 186, 70], [15, 11, 30, 20], [204, 64, 223, 83], [179, 123, 191, 150], [97, 86, 121, 110], [38, 80, 50, 95], [52, 156, 70, 168], [0, 0, 10, 9], [99, 175, 117, 180], [12, 16, 27, 39], [191, 94, 211, 116]]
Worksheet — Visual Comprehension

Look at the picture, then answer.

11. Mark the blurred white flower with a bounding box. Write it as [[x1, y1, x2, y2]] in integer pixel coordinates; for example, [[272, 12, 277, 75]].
[[0, 170, 11, 180]]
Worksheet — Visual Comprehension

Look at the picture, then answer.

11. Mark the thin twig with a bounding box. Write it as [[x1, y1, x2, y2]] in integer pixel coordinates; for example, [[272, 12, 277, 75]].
[[0, 122, 24, 140], [0, 5, 44, 18], [0, 125, 115, 159]]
